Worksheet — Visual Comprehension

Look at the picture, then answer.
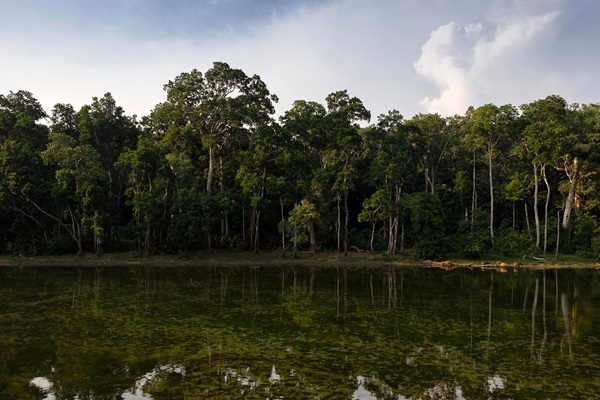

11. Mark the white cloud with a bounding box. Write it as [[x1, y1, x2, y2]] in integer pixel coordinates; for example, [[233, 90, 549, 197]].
[[414, 6, 565, 115], [2, 0, 599, 122]]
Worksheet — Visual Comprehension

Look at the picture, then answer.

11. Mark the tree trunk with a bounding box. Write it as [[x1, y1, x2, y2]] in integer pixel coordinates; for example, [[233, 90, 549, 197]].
[[488, 146, 495, 243], [145, 212, 151, 256], [400, 222, 404, 252], [370, 223, 375, 252], [253, 209, 261, 254], [336, 195, 341, 254], [471, 151, 477, 227], [555, 210, 561, 260], [533, 163, 541, 247], [388, 185, 401, 255], [344, 188, 349, 256], [242, 204, 246, 246], [562, 157, 580, 229], [280, 196, 285, 251], [292, 207, 298, 257], [207, 146, 214, 193], [512, 200, 516, 231], [542, 165, 550, 257], [309, 221, 316, 254], [26, 199, 83, 256], [249, 206, 255, 252], [388, 215, 395, 254], [525, 203, 531, 238]]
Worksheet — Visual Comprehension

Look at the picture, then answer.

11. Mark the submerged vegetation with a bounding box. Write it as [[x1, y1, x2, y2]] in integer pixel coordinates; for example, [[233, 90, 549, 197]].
[[2, 62, 600, 261], [2, 265, 600, 399]]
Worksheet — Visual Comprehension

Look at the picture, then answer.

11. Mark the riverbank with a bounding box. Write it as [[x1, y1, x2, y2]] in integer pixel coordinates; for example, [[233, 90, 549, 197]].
[[0, 250, 599, 269]]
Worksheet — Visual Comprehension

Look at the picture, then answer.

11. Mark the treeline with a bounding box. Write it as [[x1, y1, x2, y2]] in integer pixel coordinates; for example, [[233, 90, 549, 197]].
[[2, 61, 600, 259]]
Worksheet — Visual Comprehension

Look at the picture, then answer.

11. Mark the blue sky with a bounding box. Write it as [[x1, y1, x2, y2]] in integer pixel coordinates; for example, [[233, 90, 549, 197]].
[[1, 0, 598, 121]]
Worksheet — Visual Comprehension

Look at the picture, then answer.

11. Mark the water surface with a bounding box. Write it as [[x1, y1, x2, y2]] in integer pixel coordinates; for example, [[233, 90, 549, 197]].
[[1, 265, 599, 399]]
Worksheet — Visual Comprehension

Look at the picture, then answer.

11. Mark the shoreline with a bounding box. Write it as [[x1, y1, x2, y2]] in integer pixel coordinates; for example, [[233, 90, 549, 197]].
[[1, 250, 599, 270]]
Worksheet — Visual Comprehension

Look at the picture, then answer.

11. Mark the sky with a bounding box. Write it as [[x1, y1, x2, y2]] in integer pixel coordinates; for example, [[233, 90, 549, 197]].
[[1, 0, 599, 122]]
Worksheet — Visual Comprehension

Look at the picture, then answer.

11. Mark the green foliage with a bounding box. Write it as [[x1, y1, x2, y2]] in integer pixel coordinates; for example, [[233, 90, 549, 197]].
[[3, 76, 600, 259], [402, 192, 447, 259], [495, 226, 535, 258], [573, 214, 598, 255], [456, 210, 493, 258]]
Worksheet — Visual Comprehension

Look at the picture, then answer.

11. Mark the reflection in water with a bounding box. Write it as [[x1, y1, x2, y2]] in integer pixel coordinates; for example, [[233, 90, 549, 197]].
[[126, 364, 185, 400], [2, 266, 600, 399], [352, 376, 377, 400], [487, 374, 506, 393], [561, 292, 573, 359], [29, 377, 55, 400]]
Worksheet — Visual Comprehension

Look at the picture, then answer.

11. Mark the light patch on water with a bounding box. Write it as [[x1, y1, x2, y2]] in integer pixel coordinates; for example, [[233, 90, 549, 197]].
[[426, 382, 466, 400], [487, 374, 506, 392], [352, 376, 378, 400], [30, 377, 56, 400], [123, 363, 186, 400], [269, 365, 282, 383], [352, 375, 407, 400]]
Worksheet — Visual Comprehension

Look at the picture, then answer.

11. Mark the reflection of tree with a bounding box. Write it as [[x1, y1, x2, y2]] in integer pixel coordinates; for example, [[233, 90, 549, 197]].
[[3, 266, 600, 399], [561, 292, 573, 360], [530, 271, 548, 363], [486, 270, 493, 355], [530, 276, 539, 361]]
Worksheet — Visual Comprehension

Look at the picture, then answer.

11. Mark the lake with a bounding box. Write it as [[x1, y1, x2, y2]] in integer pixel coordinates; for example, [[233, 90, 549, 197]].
[[1, 265, 600, 399]]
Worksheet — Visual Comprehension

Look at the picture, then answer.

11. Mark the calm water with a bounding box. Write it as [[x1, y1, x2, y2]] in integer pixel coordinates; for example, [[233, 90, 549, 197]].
[[1, 265, 600, 399]]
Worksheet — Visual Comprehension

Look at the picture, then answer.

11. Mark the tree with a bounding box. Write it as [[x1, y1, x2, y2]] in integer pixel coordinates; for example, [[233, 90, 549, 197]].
[[325, 90, 370, 255], [467, 103, 517, 244], [0, 90, 49, 151], [288, 199, 319, 254], [40, 133, 108, 255], [117, 134, 169, 255], [75, 93, 140, 244], [50, 103, 78, 138], [0, 91, 51, 253], [156, 62, 278, 251], [402, 192, 446, 259], [279, 100, 329, 251], [520, 95, 569, 255], [504, 174, 532, 232], [0, 90, 47, 121], [362, 110, 413, 254], [161, 62, 277, 194], [404, 113, 454, 193], [236, 124, 288, 253], [358, 189, 387, 252]]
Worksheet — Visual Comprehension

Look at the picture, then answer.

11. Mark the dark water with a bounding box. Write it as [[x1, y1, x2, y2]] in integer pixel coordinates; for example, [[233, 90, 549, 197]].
[[1, 265, 600, 399]]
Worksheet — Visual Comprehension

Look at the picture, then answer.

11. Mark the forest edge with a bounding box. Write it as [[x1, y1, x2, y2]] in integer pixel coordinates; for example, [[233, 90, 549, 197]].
[[0, 250, 598, 270]]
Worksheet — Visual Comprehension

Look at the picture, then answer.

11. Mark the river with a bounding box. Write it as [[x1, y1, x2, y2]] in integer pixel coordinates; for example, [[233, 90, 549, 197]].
[[1, 265, 599, 399]]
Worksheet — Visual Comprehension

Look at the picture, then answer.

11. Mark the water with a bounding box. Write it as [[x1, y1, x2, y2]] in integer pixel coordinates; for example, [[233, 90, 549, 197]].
[[1, 265, 600, 399]]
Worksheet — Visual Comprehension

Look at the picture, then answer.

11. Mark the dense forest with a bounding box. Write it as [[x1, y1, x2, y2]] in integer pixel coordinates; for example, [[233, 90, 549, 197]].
[[2, 61, 600, 260]]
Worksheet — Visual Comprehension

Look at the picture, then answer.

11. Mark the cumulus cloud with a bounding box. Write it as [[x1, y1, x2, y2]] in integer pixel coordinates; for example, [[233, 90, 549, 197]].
[[2, 0, 599, 121], [414, 7, 563, 115]]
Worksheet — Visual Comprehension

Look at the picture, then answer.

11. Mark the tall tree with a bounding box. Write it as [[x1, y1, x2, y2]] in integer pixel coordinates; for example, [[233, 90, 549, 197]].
[[467, 103, 517, 244], [117, 134, 170, 255], [75, 93, 139, 244], [40, 133, 108, 255], [325, 90, 370, 255], [0, 91, 51, 253], [279, 100, 329, 252], [362, 110, 412, 254], [404, 113, 454, 193], [161, 62, 277, 194], [157, 62, 277, 250], [520, 95, 568, 254]]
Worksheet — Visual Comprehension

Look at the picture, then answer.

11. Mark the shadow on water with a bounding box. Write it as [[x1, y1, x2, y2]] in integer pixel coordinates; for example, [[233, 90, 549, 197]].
[[1, 265, 600, 399]]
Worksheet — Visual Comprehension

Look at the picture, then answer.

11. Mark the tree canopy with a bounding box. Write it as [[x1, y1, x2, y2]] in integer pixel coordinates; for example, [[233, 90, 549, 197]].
[[2, 65, 600, 260]]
